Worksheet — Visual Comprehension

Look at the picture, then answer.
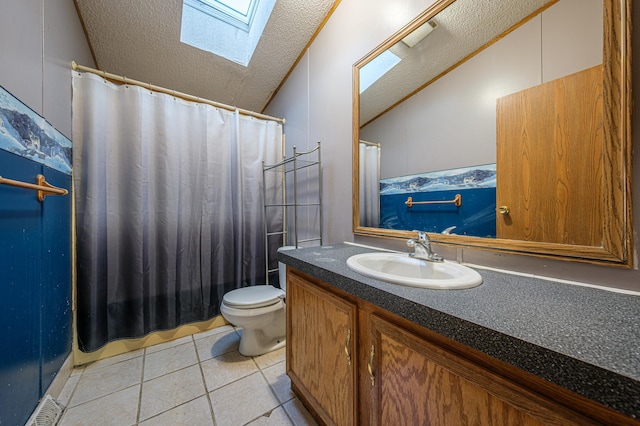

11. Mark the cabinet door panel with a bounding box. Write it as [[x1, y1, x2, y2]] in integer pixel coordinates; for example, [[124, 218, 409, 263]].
[[287, 272, 356, 425], [368, 315, 596, 426]]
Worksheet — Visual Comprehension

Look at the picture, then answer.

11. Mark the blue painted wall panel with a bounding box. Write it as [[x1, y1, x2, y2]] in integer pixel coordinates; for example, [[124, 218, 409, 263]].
[[0, 150, 42, 425], [40, 166, 72, 395], [380, 188, 497, 237], [0, 150, 72, 425]]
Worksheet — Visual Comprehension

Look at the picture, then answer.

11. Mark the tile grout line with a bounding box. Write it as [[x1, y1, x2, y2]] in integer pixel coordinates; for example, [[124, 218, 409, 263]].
[[204, 338, 291, 425], [194, 334, 218, 425], [135, 337, 211, 424], [135, 348, 146, 425], [58, 366, 85, 415], [256, 359, 297, 425]]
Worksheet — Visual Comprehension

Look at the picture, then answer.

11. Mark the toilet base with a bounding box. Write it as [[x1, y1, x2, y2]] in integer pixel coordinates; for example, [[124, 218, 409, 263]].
[[221, 300, 286, 357], [238, 329, 286, 357]]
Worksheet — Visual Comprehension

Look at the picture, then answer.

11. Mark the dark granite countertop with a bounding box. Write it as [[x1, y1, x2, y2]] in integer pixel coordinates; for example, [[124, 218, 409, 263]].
[[277, 243, 640, 419]]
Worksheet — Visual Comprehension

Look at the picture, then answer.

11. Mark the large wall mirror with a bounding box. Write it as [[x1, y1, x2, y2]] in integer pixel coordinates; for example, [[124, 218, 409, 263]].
[[352, 0, 633, 266]]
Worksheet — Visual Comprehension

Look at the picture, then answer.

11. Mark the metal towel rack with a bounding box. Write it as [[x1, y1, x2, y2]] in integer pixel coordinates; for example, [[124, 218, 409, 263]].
[[405, 194, 462, 208], [0, 174, 68, 201]]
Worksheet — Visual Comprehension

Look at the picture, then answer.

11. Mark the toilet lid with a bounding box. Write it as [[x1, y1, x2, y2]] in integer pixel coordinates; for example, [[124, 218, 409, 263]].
[[223, 285, 285, 309]]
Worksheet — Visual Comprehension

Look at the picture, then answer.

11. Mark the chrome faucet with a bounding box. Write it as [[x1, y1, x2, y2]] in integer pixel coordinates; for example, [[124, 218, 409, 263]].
[[407, 230, 443, 262]]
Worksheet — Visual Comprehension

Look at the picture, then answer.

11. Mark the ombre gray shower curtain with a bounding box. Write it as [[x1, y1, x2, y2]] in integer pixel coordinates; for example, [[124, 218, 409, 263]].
[[359, 142, 380, 228], [72, 72, 282, 352]]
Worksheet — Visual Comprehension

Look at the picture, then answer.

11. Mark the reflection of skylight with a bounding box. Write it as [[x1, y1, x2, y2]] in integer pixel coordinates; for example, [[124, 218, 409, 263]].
[[181, 0, 275, 67], [359, 50, 402, 93]]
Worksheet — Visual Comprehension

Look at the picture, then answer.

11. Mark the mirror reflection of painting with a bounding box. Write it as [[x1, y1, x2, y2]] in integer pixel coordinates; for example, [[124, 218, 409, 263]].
[[379, 164, 496, 237]]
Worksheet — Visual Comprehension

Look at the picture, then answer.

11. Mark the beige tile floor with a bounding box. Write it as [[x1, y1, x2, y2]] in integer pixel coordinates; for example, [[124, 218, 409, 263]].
[[56, 326, 317, 426]]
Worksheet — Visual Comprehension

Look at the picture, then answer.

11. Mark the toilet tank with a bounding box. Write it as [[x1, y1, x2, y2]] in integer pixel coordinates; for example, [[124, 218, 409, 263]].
[[277, 246, 296, 292]]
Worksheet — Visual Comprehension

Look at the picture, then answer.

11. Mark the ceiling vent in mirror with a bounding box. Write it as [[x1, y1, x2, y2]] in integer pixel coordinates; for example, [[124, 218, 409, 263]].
[[402, 20, 438, 48]]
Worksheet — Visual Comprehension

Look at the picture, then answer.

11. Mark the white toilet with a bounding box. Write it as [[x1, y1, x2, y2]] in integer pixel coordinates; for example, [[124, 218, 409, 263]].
[[220, 247, 293, 356]]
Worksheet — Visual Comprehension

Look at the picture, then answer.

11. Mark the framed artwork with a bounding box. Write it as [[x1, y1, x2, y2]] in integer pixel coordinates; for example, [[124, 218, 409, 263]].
[[0, 86, 71, 174]]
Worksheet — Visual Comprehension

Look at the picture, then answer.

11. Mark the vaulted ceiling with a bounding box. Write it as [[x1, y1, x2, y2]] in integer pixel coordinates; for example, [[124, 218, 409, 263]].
[[74, 0, 339, 113]]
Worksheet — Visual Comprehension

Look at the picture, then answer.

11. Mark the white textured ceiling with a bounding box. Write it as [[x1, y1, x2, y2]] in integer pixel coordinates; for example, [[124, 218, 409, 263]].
[[359, 0, 554, 125], [74, 0, 338, 113]]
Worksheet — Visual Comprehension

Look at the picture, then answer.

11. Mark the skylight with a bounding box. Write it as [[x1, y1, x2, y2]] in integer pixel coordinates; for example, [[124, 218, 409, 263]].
[[359, 50, 402, 93], [194, 0, 257, 30], [181, 0, 275, 67], [209, 0, 253, 16]]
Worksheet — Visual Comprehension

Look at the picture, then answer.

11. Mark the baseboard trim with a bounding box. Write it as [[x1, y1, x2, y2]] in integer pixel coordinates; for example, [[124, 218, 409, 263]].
[[44, 352, 74, 400]]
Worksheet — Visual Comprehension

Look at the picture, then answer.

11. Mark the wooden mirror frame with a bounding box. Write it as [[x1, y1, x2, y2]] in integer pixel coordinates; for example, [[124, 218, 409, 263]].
[[352, 0, 633, 266]]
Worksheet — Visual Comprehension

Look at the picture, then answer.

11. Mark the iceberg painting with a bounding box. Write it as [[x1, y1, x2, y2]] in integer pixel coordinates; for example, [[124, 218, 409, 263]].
[[380, 164, 496, 195], [0, 86, 72, 174]]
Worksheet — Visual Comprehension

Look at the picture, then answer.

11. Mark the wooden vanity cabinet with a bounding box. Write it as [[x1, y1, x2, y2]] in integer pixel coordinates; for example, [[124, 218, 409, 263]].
[[287, 269, 634, 426], [286, 270, 357, 425], [362, 313, 598, 425]]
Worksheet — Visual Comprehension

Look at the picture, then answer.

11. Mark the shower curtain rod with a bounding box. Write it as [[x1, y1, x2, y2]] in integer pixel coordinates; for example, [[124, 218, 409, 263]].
[[359, 140, 380, 147], [71, 61, 285, 124]]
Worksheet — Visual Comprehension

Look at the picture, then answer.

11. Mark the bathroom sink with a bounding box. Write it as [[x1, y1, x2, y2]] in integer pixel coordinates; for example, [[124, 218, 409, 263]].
[[346, 252, 482, 289]]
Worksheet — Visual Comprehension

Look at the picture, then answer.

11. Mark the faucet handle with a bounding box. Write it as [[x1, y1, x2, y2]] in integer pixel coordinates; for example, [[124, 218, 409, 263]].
[[412, 230, 429, 242], [441, 226, 457, 235]]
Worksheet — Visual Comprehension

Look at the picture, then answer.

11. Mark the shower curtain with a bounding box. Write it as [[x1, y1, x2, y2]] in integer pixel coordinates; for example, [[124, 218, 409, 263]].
[[359, 142, 380, 227], [72, 72, 282, 352]]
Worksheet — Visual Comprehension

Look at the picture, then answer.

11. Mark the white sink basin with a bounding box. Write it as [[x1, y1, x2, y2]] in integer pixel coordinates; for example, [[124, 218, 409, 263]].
[[346, 252, 482, 289]]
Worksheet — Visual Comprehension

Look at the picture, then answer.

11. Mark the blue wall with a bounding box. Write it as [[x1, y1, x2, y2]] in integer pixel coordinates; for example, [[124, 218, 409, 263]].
[[379, 164, 497, 237], [0, 150, 72, 425], [380, 187, 497, 237]]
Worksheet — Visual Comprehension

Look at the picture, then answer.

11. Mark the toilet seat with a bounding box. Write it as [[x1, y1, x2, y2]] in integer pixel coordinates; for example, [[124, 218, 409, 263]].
[[222, 285, 285, 309]]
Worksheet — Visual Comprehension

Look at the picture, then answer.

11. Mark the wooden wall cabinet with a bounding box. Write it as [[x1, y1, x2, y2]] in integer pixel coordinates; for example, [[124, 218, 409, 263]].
[[287, 268, 636, 426]]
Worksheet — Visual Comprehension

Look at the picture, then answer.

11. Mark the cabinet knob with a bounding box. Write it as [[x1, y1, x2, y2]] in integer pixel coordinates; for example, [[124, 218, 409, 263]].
[[498, 206, 510, 215]]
